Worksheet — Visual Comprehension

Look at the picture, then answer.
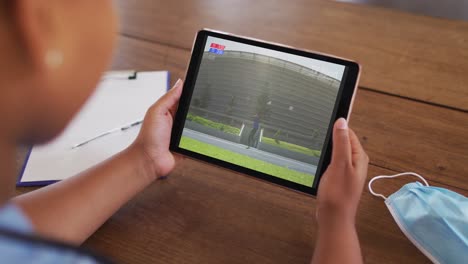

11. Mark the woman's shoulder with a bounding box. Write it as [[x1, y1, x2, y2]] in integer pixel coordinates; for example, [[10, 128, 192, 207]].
[[0, 203, 34, 233], [0, 204, 111, 264]]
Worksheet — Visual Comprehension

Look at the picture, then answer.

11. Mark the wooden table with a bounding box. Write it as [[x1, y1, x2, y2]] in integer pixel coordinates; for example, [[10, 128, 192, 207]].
[[17, 1, 468, 263]]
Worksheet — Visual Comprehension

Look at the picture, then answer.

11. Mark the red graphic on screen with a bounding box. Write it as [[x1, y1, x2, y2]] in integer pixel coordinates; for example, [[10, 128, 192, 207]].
[[210, 43, 226, 50]]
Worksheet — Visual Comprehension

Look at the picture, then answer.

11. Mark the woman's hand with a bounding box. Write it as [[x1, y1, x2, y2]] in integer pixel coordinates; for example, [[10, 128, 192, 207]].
[[311, 118, 368, 264], [13, 79, 184, 244], [316, 118, 369, 227], [131, 79, 183, 180]]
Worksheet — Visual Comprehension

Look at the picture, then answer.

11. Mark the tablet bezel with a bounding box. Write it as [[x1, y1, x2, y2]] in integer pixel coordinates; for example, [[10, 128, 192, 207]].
[[170, 29, 360, 196]]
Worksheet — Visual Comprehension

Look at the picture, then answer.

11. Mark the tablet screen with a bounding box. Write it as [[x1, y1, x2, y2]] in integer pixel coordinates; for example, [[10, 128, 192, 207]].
[[175, 32, 356, 192]]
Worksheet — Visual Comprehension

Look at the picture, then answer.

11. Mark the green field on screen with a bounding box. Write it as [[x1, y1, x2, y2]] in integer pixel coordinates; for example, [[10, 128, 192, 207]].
[[179, 136, 314, 186]]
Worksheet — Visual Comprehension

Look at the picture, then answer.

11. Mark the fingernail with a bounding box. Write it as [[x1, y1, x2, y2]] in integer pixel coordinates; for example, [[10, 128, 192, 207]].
[[336, 118, 348, 130], [173, 78, 182, 89]]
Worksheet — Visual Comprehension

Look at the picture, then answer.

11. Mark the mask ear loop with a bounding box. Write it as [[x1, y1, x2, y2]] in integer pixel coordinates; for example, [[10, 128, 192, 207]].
[[368, 172, 429, 200]]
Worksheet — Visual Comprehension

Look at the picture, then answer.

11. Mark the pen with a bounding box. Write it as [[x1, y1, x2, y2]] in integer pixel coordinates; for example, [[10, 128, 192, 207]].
[[121, 120, 143, 131], [71, 120, 143, 149]]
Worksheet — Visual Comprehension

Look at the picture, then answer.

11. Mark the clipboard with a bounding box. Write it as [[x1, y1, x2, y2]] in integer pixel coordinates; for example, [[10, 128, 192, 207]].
[[17, 71, 170, 186]]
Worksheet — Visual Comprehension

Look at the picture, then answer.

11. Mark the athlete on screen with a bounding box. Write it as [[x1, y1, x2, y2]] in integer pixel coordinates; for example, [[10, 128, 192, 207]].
[[246, 114, 260, 149]]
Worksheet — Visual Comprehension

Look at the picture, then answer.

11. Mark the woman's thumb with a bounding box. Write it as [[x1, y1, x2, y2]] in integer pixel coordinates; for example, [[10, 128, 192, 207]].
[[331, 118, 352, 166]]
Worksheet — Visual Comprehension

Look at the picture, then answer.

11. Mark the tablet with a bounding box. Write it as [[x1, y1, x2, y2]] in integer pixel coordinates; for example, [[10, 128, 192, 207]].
[[170, 29, 360, 195]]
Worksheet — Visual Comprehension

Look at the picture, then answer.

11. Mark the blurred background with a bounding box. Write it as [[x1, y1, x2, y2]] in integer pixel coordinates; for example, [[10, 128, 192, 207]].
[[336, 0, 468, 21]]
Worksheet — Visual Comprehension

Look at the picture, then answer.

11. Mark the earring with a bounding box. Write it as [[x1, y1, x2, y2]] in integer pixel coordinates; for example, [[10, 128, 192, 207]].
[[45, 50, 63, 69]]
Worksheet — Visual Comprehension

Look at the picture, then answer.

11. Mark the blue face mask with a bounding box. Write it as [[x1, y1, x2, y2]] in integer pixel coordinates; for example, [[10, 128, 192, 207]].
[[368, 172, 468, 264]]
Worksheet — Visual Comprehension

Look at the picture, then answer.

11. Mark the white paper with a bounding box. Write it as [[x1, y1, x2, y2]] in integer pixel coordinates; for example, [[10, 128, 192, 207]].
[[20, 71, 169, 184]]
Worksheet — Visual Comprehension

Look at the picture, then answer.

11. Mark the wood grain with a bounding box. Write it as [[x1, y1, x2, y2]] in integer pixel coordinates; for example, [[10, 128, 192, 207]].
[[111, 36, 468, 190], [113, 0, 468, 111], [16, 155, 466, 263], [77, 158, 466, 264]]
